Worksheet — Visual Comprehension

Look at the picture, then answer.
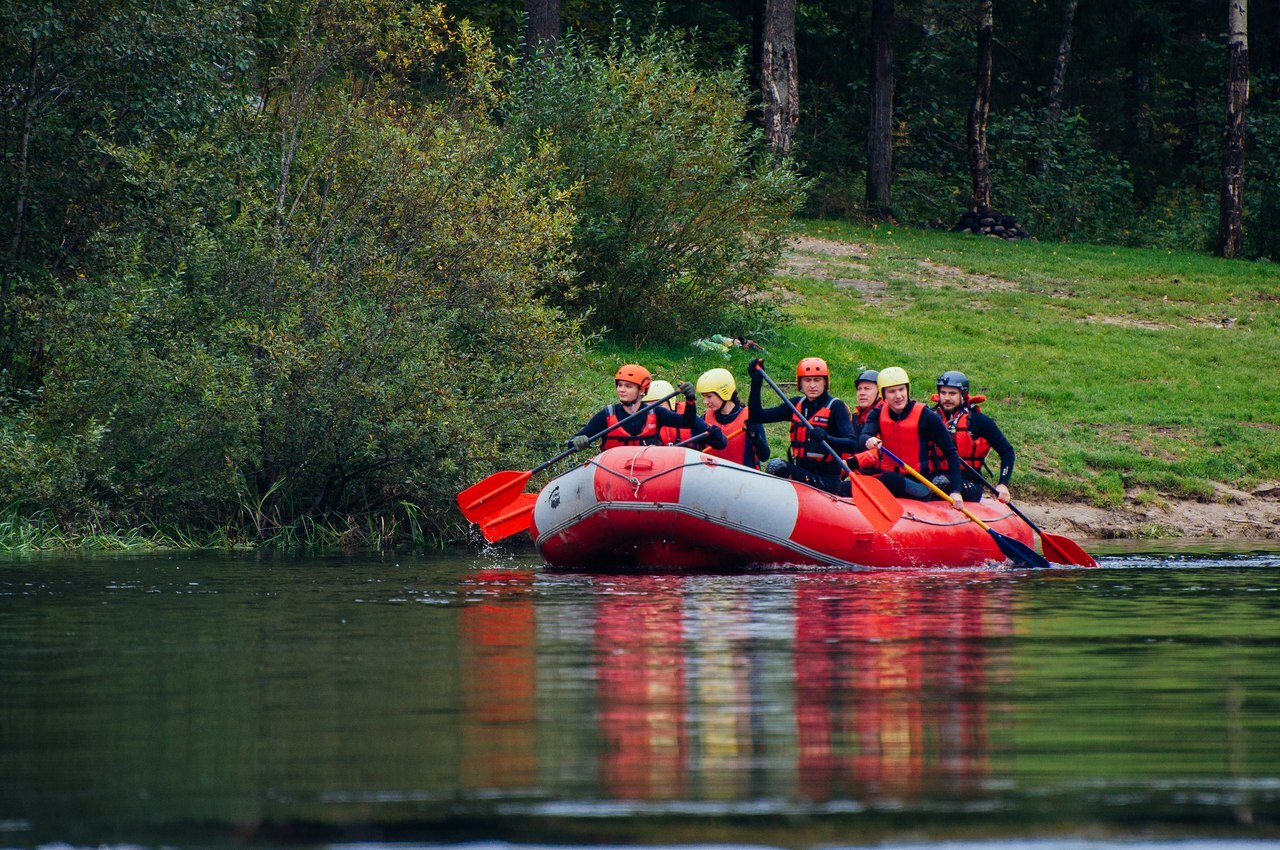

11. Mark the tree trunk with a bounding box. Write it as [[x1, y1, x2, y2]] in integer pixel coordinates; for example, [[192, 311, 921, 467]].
[[1218, 0, 1248, 259], [866, 0, 895, 219], [967, 0, 994, 213], [762, 0, 798, 157], [524, 0, 560, 59], [1036, 0, 1078, 177]]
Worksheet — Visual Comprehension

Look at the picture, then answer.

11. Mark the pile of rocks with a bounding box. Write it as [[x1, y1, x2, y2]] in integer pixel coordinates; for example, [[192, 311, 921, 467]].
[[951, 209, 1031, 239]]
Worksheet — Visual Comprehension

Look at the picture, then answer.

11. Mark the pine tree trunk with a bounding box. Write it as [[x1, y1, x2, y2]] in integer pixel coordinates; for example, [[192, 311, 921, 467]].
[[524, 0, 561, 59], [967, 0, 994, 213], [866, 0, 895, 219], [762, 0, 798, 157], [1218, 0, 1248, 259]]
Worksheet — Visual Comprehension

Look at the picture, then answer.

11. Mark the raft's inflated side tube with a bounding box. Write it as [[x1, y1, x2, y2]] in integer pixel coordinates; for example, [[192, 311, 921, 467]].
[[531, 446, 1033, 570]]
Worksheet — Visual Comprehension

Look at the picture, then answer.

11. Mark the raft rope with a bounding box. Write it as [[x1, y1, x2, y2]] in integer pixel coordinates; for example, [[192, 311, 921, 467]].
[[586, 450, 1023, 528]]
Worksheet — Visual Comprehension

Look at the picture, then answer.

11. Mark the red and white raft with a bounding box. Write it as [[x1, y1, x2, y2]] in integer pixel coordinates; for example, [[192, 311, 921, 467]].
[[530, 446, 1037, 569]]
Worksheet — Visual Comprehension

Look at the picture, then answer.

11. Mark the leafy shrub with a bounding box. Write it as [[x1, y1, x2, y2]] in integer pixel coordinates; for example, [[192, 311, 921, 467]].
[[28, 5, 588, 541], [502, 26, 807, 344]]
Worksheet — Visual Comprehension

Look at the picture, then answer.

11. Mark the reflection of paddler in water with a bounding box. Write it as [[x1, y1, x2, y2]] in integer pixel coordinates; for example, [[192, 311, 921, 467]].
[[594, 575, 689, 800], [457, 570, 538, 790], [794, 572, 1013, 802]]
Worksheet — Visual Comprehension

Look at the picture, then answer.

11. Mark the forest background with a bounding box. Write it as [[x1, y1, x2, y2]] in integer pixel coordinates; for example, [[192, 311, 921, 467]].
[[2, 0, 1277, 549]]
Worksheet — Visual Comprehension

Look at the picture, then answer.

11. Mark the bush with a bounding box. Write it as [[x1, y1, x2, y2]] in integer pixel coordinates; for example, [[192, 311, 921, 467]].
[[26, 5, 588, 542], [502, 25, 807, 344]]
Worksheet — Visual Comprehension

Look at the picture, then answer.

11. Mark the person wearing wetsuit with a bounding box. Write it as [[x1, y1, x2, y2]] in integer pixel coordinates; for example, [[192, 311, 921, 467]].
[[569, 364, 706, 451], [748, 357, 855, 495], [695, 367, 767, 469], [932, 370, 1015, 503], [857, 366, 965, 508]]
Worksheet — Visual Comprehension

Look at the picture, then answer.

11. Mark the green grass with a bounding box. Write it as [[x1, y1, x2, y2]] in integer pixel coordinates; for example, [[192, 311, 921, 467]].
[[571, 220, 1280, 506]]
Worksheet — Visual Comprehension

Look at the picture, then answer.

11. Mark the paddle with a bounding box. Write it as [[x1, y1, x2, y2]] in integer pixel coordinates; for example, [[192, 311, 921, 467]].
[[875, 444, 1051, 569], [957, 458, 1098, 567], [457, 389, 683, 523], [756, 367, 902, 533], [673, 425, 745, 449]]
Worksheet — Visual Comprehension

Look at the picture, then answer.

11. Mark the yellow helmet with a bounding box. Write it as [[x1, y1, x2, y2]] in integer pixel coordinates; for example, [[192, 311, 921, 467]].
[[877, 366, 911, 391], [696, 368, 736, 400], [643, 379, 677, 409]]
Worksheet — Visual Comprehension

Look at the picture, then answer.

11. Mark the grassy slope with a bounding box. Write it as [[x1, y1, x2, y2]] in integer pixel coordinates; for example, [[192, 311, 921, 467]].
[[573, 220, 1280, 508]]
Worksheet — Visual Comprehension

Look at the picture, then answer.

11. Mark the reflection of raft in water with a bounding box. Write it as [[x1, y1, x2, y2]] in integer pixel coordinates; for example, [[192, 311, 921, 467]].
[[531, 446, 1037, 570]]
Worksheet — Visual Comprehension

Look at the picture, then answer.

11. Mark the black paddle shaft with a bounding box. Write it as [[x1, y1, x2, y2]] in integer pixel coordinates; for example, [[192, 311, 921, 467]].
[[533, 389, 684, 475], [757, 367, 856, 478]]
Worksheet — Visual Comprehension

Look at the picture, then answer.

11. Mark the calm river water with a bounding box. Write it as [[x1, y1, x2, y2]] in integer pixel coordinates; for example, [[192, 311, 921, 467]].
[[2, 542, 1279, 850]]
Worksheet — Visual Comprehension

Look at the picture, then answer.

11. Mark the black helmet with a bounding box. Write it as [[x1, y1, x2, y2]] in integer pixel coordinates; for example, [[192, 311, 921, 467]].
[[856, 369, 879, 386], [937, 370, 970, 395]]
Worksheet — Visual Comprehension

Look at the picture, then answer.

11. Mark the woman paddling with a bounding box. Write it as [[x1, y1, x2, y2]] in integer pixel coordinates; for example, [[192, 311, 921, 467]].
[[695, 368, 767, 469], [567, 364, 698, 452]]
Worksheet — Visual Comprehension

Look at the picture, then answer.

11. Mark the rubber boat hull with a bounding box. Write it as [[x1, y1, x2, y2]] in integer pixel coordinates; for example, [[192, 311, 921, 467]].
[[530, 446, 1037, 569]]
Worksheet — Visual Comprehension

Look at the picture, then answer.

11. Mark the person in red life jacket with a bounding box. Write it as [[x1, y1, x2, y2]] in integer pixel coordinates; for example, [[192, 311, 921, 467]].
[[645, 379, 728, 451], [853, 369, 883, 429], [858, 366, 965, 509], [931, 370, 1015, 503], [568, 365, 698, 451], [747, 357, 856, 495], [695, 368, 767, 468]]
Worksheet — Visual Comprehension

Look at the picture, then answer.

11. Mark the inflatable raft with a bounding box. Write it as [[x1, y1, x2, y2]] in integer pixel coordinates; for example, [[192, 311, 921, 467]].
[[530, 446, 1037, 569]]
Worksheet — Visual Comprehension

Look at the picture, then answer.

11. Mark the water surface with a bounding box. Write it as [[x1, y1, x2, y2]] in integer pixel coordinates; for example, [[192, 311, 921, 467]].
[[1, 545, 1278, 848]]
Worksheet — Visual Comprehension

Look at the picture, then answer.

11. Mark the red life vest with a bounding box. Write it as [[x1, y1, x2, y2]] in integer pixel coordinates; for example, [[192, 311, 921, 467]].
[[702, 404, 751, 465], [659, 400, 693, 446], [790, 399, 850, 470], [600, 404, 661, 451], [855, 402, 881, 428], [930, 404, 991, 470], [874, 401, 926, 473]]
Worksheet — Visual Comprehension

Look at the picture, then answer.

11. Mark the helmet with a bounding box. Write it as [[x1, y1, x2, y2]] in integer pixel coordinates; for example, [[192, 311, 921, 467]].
[[643, 379, 675, 403], [796, 357, 830, 379], [615, 363, 652, 394], [937, 370, 970, 396], [696, 368, 736, 401], [877, 366, 910, 391], [856, 369, 879, 386]]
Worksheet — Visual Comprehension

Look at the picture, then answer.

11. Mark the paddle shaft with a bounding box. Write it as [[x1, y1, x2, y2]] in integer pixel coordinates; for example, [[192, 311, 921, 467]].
[[756, 369, 856, 478], [534, 389, 684, 475], [877, 445, 989, 528], [673, 425, 745, 448]]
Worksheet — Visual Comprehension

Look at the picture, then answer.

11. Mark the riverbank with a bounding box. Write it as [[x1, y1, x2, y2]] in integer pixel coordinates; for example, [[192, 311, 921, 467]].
[[1020, 484, 1280, 541]]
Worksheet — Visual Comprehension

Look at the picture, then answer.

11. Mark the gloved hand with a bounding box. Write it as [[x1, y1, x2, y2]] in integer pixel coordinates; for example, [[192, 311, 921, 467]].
[[566, 435, 591, 452], [748, 358, 765, 377], [678, 381, 696, 401], [707, 425, 724, 442], [808, 425, 828, 443]]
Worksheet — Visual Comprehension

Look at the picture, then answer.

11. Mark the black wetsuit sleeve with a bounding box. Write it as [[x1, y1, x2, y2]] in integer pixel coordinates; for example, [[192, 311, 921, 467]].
[[857, 412, 880, 450], [971, 411, 1015, 485], [654, 406, 692, 429], [921, 409, 963, 493], [574, 408, 612, 440], [748, 375, 796, 424]]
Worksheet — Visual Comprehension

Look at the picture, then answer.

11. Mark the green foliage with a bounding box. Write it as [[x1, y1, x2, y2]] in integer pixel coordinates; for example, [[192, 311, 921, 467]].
[[14, 2, 587, 544], [501, 25, 807, 344], [986, 107, 1134, 242]]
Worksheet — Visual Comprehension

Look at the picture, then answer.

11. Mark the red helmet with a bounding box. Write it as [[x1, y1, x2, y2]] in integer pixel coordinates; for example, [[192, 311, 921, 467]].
[[796, 357, 830, 379], [614, 363, 652, 394]]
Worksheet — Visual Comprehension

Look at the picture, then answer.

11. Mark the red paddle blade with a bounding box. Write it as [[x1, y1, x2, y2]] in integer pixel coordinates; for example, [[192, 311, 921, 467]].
[[1039, 531, 1098, 567], [479, 492, 539, 543], [457, 470, 533, 522], [846, 475, 904, 533]]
